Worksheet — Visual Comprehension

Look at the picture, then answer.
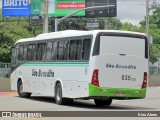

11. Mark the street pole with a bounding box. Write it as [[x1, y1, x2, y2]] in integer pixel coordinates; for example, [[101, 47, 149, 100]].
[[55, 5, 115, 32], [146, 0, 150, 87], [43, 0, 49, 33], [146, 0, 149, 37], [55, 18, 58, 32], [146, 0, 160, 86]]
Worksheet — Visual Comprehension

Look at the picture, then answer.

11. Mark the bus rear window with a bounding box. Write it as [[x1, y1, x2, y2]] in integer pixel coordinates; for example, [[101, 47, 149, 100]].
[[93, 33, 148, 58], [100, 36, 145, 58]]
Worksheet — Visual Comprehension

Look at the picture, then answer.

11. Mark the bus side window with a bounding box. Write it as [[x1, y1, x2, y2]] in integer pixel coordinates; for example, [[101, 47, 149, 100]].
[[57, 41, 64, 60], [69, 40, 82, 60], [82, 39, 91, 60], [69, 40, 77, 60], [15, 47, 19, 63], [36, 43, 46, 61], [11, 47, 16, 66], [76, 40, 82, 60], [63, 41, 69, 60], [18, 44, 27, 61], [27, 44, 36, 61], [52, 42, 58, 60], [45, 42, 53, 61], [23, 44, 27, 61], [18, 45, 24, 61]]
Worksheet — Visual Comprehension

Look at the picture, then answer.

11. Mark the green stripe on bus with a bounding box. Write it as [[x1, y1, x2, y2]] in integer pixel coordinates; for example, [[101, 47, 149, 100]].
[[89, 84, 146, 98], [22, 62, 89, 66]]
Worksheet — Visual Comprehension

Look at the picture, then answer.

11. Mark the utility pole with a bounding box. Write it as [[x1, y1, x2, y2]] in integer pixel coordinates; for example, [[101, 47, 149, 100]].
[[146, 0, 149, 38], [146, 0, 159, 86], [43, 0, 49, 33], [146, 0, 150, 87], [146, 0, 158, 38]]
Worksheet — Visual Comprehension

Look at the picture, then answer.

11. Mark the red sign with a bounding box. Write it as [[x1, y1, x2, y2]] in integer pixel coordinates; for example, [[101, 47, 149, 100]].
[[57, 3, 85, 9]]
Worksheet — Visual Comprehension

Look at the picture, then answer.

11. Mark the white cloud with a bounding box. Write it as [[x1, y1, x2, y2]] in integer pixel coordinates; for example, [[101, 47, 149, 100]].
[[0, 0, 1, 8], [117, 0, 146, 25], [117, 0, 160, 25]]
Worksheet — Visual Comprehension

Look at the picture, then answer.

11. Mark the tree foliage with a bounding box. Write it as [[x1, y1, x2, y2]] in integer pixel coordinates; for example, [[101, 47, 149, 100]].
[[150, 44, 160, 64], [121, 22, 143, 32], [58, 17, 107, 31], [0, 21, 34, 62], [57, 17, 123, 31], [139, 7, 160, 63], [106, 17, 122, 30], [0, 10, 37, 62], [58, 18, 87, 31], [1, 7, 160, 63]]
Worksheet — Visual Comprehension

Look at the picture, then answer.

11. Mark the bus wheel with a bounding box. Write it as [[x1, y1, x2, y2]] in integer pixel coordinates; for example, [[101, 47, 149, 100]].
[[55, 83, 73, 105], [17, 81, 31, 98], [94, 99, 112, 106]]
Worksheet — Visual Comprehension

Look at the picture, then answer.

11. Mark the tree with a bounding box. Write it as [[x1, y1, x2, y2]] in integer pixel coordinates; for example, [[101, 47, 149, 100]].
[[58, 18, 87, 31], [0, 22, 33, 62], [139, 7, 160, 63], [0, 10, 36, 62], [121, 22, 144, 32], [150, 44, 160, 64], [58, 18, 104, 31], [105, 17, 122, 30]]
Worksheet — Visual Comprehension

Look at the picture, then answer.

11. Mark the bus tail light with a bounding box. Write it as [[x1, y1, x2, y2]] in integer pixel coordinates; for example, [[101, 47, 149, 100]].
[[91, 69, 99, 87], [142, 72, 147, 88]]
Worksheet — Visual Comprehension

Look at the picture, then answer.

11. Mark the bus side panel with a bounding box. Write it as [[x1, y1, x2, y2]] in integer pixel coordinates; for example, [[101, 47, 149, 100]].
[[53, 65, 89, 98], [12, 63, 90, 98], [10, 72, 18, 91], [11, 66, 32, 93]]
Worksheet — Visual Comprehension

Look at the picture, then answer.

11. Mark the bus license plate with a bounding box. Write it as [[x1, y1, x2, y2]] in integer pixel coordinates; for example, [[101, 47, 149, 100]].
[[116, 92, 125, 97]]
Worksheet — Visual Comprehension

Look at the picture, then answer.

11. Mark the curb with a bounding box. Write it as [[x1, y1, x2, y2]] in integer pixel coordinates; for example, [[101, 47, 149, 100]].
[[0, 92, 18, 96]]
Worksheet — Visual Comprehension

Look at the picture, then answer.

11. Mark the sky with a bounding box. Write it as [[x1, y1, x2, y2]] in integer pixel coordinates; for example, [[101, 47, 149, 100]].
[[117, 0, 160, 25], [0, 0, 160, 25], [117, 0, 146, 25]]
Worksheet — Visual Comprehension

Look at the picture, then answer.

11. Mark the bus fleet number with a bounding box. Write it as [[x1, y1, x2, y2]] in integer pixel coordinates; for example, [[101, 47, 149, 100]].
[[121, 75, 131, 80]]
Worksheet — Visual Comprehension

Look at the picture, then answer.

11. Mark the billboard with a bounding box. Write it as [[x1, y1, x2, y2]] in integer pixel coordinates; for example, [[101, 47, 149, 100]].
[[31, 0, 55, 16], [1, 0, 85, 17], [31, 0, 45, 15], [2, 0, 31, 16], [2, 0, 116, 17], [85, 0, 117, 18], [30, 0, 85, 16], [53, 0, 85, 17]]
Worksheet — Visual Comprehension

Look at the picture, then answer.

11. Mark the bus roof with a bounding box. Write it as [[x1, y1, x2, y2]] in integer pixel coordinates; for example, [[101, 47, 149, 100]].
[[15, 30, 147, 45]]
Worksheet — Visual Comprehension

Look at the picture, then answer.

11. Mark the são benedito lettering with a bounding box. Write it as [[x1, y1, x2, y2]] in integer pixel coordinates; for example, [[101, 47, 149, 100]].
[[32, 69, 54, 78]]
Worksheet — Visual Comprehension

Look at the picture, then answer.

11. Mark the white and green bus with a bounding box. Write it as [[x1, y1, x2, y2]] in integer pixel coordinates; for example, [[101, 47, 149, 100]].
[[11, 30, 148, 106]]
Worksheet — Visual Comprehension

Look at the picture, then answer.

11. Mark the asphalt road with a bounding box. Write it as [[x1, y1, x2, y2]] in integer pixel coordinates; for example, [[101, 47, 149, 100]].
[[0, 87, 160, 111], [0, 87, 160, 120]]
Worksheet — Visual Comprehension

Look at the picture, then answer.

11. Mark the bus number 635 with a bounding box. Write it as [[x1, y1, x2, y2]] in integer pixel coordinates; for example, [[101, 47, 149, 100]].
[[121, 75, 131, 80]]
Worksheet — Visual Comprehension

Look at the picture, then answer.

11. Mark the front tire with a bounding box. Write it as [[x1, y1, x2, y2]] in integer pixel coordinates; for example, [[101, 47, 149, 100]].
[[94, 99, 112, 106], [17, 81, 31, 98], [55, 83, 73, 105]]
